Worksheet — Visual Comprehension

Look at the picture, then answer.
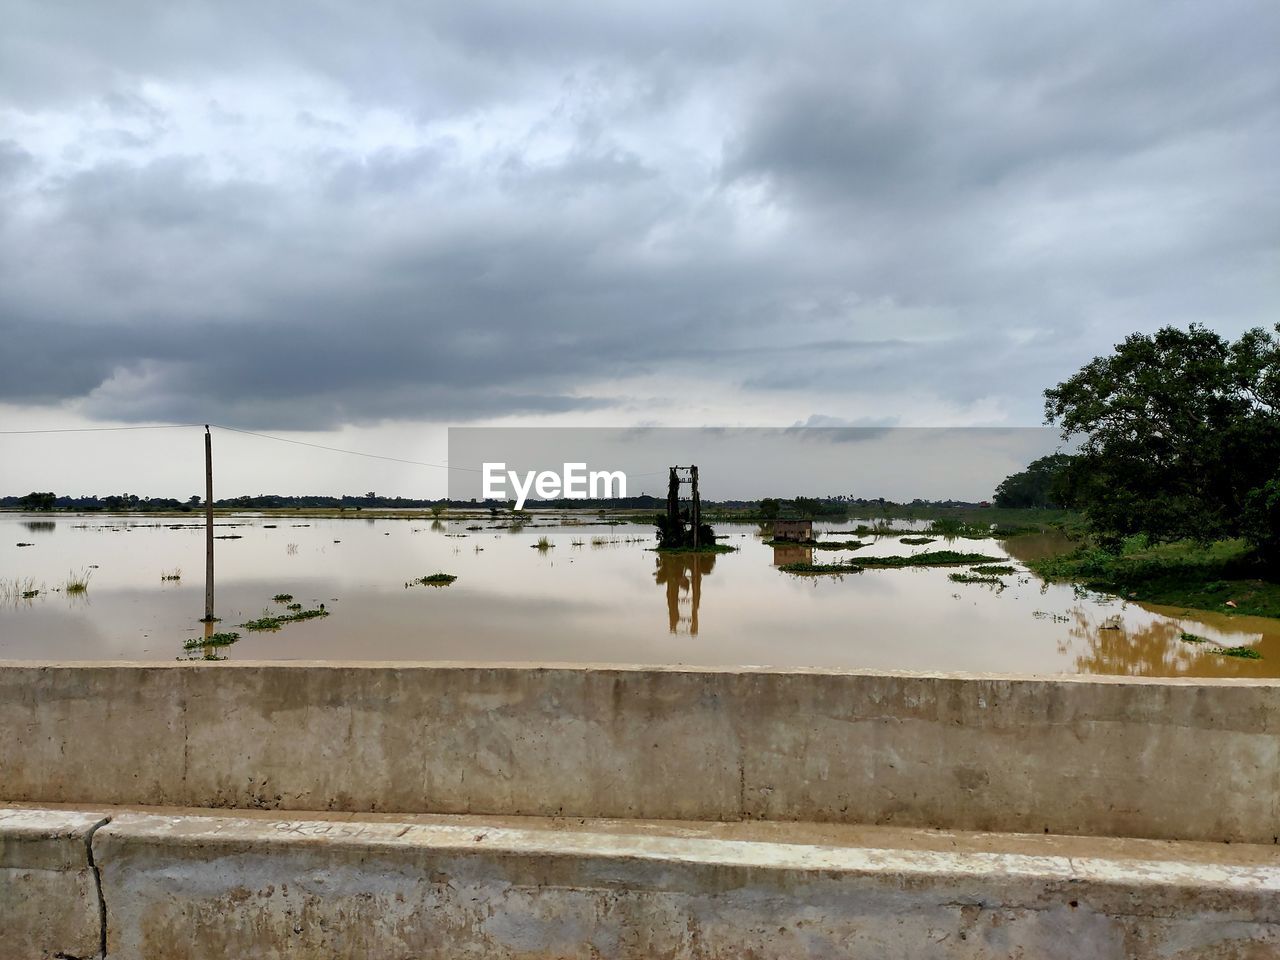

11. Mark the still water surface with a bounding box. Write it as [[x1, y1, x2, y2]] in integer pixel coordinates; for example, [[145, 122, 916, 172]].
[[1, 513, 1275, 676]]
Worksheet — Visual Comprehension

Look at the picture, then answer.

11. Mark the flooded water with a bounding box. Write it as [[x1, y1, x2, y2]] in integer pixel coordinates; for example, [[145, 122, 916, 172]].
[[1, 512, 1275, 676]]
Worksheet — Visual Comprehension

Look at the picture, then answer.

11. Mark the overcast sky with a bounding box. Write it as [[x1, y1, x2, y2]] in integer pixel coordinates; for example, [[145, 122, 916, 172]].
[[1, 0, 1276, 498]]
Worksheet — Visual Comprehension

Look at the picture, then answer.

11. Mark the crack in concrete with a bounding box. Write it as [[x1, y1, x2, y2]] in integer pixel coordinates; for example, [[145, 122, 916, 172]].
[[53, 815, 111, 960], [86, 816, 111, 959]]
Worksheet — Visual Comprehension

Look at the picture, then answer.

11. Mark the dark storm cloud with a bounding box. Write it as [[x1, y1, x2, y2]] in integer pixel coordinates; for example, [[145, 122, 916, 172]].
[[0, 0, 1276, 428]]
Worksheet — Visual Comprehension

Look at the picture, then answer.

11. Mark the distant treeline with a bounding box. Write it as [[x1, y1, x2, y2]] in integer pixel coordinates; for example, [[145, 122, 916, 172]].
[[1, 491, 992, 515]]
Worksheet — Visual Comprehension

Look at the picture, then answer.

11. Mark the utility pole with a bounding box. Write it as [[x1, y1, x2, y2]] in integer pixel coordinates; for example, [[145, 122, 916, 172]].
[[690, 464, 700, 549], [202, 425, 215, 622]]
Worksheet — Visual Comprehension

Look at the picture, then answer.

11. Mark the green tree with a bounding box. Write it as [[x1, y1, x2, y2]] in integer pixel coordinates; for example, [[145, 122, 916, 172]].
[[1044, 324, 1280, 556], [758, 497, 781, 520], [18, 491, 56, 511], [993, 454, 1077, 508]]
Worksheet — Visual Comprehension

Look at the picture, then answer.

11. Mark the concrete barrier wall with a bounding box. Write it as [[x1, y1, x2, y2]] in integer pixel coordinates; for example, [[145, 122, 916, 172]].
[[5, 807, 1279, 960], [1, 662, 1278, 843], [0, 808, 105, 960]]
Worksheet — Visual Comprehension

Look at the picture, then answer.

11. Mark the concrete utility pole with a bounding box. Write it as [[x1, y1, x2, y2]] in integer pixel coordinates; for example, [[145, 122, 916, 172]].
[[202, 425, 215, 622]]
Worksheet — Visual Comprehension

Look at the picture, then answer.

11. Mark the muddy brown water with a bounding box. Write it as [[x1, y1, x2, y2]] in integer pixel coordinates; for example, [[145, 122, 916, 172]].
[[0, 513, 1275, 676]]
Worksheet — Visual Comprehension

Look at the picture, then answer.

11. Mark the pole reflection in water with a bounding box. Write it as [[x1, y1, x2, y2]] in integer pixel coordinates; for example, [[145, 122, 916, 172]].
[[654, 553, 718, 635]]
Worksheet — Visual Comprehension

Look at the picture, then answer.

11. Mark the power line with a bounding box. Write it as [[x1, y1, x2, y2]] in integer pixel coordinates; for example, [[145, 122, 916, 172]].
[[1, 421, 665, 477], [209, 424, 477, 472], [0, 423, 203, 434]]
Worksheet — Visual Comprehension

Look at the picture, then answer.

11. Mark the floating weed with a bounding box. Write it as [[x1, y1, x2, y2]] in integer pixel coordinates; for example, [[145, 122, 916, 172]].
[[949, 572, 1005, 587], [286, 602, 302, 611], [242, 605, 329, 630], [182, 631, 241, 650], [160, 568, 182, 581], [779, 561, 863, 575], [533, 536, 554, 551], [408, 573, 458, 587], [1215, 645, 1262, 660], [856, 551, 1003, 569], [1180, 632, 1209, 644], [970, 564, 1016, 575], [899, 536, 937, 546], [272, 593, 294, 603], [1033, 610, 1071, 623]]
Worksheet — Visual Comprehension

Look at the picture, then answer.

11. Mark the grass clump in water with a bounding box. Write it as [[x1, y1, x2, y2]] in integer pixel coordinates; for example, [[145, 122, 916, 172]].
[[970, 564, 1016, 575], [272, 593, 294, 603], [533, 536, 554, 551], [409, 573, 457, 587], [64, 568, 93, 594], [161, 568, 182, 581], [899, 536, 936, 546], [182, 632, 241, 649], [1180, 632, 1209, 643]]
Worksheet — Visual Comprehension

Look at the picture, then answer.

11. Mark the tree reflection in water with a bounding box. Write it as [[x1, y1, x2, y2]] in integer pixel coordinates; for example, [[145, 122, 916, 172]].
[[654, 553, 718, 635], [1066, 606, 1261, 677]]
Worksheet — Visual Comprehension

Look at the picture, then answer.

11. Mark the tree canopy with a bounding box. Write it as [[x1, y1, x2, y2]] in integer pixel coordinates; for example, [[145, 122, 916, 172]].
[[1043, 323, 1280, 559], [993, 454, 1075, 509]]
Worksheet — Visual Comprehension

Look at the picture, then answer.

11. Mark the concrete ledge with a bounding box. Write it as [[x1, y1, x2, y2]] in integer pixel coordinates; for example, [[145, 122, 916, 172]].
[[70, 808, 1280, 959], [2, 662, 1278, 843], [0, 808, 106, 960]]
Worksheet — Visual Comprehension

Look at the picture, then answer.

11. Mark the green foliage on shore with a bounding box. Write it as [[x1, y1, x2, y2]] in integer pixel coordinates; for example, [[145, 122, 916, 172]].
[[1028, 537, 1280, 619]]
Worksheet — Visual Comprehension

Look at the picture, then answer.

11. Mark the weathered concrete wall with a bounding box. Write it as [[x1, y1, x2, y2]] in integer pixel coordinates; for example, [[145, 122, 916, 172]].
[[85, 810, 1280, 959], [2, 662, 1278, 843], [0, 808, 105, 960]]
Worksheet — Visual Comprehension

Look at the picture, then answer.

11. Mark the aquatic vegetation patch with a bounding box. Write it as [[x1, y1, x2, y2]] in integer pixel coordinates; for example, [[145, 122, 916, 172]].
[[161, 568, 182, 581], [1180, 632, 1209, 644], [948, 572, 1005, 586], [1215, 645, 1262, 660], [409, 573, 458, 587], [64, 568, 93, 594], [242, 606, 329, 630], [779, 561, 863, 575], [970, 564, 1016, 574], [533, 536, 554, 551], [899, 536, 937, 545], [272, 593, 294, 603], [812, 539, 868, 550], [857, 551, 1003, 568], [0, 578, 42, 604], [182, 632, 241, 650], [651, 543, 737, 555]]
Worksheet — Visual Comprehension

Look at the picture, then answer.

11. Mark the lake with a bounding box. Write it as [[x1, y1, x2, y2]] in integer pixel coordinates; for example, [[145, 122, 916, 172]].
[[1, 512, 1275, 676]]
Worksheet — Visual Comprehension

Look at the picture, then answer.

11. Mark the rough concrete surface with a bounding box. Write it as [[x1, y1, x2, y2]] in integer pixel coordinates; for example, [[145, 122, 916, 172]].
[[1, 662, 1277, 843], [83, 810, 1280, 960]]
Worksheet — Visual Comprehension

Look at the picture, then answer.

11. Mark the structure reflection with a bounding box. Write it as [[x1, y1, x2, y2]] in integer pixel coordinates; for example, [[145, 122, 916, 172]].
[[654, 553, 717, 635]]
